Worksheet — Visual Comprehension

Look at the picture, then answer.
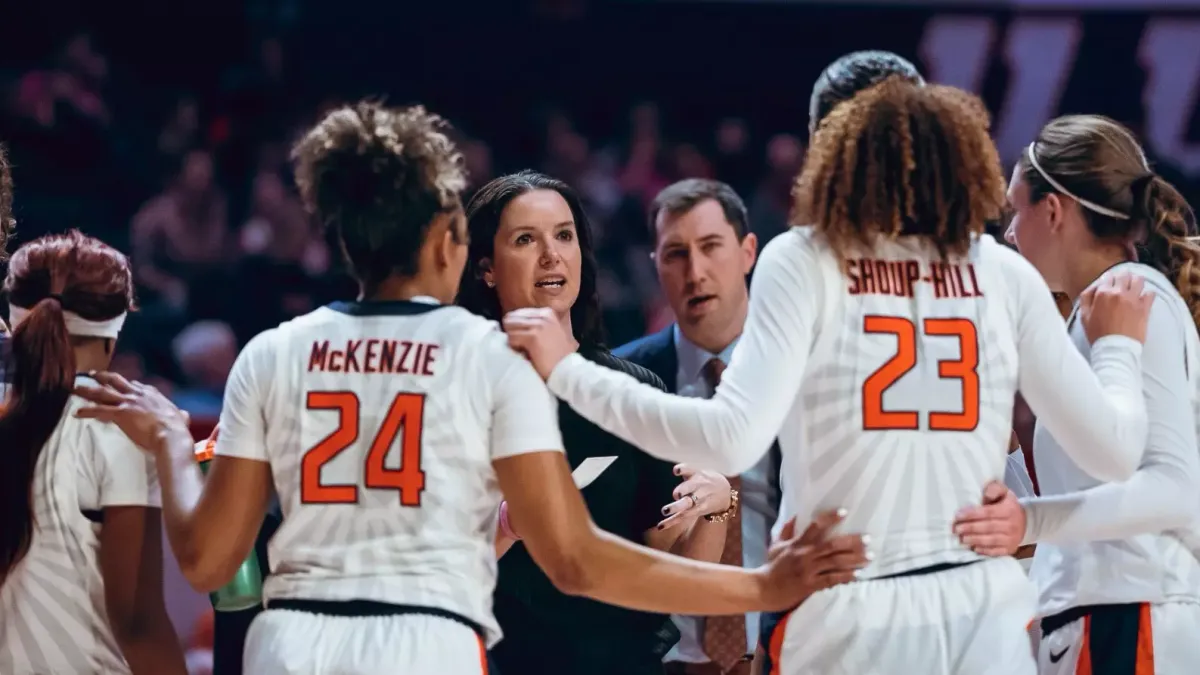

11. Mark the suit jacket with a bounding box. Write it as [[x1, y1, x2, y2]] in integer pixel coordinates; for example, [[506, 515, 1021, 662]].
[[612, 326, 678, 393], [614, 325, 787, 658]]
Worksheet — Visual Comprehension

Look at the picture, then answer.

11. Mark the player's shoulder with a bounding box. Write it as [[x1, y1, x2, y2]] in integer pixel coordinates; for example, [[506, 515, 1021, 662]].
[[584, 348, 667, 391], [1102, 261, 1178, 297], [765, 225, 825, 258], [970, 234, 1042, 288], [753, 226, 831, 287]]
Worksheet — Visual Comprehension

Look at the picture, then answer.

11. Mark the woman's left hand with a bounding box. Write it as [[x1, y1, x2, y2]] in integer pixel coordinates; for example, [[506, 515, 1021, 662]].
[[656, 463, 732, 530], [503, 307, 575, 380]]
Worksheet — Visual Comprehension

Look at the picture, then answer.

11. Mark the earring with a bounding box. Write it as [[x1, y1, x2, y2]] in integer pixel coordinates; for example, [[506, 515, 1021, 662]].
[[486, 280, 495, 288]]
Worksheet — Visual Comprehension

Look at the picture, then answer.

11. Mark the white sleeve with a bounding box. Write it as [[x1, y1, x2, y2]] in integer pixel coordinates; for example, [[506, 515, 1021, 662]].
[[91, 421, 162, 508], [1004, 450, 1037, 500], [546, 232, 818, 476], [1004, 249, 1147, 482], [483, 330, 565, 461], [214, 329, 274, 462], [1021, 297, 1200, 544]]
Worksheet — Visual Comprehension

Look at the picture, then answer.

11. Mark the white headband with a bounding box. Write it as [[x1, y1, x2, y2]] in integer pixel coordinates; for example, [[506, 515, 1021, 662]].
[[8, 304, 126, 339], [1026, 143, 1131, 221]]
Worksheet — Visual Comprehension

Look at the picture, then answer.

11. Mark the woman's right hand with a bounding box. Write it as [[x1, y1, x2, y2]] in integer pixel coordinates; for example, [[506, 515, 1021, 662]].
[[756, 510, 869, 611], [1079, 271, 1155, 344], [73, 371, 191, 455]]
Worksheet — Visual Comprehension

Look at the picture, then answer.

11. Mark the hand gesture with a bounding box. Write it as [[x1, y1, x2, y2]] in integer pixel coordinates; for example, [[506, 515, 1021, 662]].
[[952, 480, 1026, 556], [657, 463, 732, 530], [1079, 271, 1155, 344], [73, 371, 191, 455], [503, 307, 576, 380], [758, 510, 869, 612]]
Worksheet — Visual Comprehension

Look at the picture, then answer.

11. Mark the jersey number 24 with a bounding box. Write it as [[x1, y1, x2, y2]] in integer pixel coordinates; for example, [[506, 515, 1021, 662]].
[[862, 315, 980, 432], [300, 391, 427, 506]]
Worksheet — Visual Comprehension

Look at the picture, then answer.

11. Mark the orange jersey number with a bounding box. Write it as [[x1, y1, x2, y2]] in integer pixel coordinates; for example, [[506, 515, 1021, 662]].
[[862, 316, 980, 432], [301, 391, 427, 506]]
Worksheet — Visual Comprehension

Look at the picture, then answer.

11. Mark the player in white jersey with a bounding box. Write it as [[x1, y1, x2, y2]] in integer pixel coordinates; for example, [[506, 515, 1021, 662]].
[[0, 231, 186, 675], [70, 102, 870, 675], [504, 79, 1157, 675], [953, 115, 1200, 674]]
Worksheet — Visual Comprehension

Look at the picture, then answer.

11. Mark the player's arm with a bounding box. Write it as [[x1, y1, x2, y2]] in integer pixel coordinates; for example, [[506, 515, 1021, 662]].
[[75, 336, 275, 592], [486, 338, 866, 615], [93, 426, 188, 675], [161, 332, 275, 591], [1006, 249, 1149, 481], [510, 233, 818, 476], [1018, 296, 1200, 544]]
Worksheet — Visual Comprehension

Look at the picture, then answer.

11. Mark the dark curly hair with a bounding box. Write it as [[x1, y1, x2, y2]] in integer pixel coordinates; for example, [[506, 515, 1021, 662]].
[[291, 102, 467, 291], [1020, 115, 1200, 327], [792, 77, 1006, 264], [457, 170, 606, 349]]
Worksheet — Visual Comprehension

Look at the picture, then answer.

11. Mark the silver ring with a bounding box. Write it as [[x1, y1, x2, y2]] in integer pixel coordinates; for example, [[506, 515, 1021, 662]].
[[687, 493, 698, 509]]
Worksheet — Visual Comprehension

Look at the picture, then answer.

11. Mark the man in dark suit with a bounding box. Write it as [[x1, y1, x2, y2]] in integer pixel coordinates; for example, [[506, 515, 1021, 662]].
[[614, 178, 781, 675]]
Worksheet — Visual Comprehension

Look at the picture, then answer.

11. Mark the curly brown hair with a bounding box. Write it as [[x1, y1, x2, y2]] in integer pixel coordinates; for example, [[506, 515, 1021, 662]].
[[1020, 115, 1200, 327], [0, 144, 14, 261], [791, 77, 1006, 264], [292, 101, 467, 289]]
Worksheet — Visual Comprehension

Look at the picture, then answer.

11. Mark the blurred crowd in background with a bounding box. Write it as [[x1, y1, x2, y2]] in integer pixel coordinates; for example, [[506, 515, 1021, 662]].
[[0, 26, 809, 413], [2, 0, 1198, 450]]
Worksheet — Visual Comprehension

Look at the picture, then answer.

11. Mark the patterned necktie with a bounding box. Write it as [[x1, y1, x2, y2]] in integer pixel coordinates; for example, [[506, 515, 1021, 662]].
[[700, 357, 747, 672]]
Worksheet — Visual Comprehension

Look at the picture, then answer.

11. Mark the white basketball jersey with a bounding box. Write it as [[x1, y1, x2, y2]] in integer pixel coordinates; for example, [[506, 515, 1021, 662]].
[[546, 227, 1148, 581], [785, 233, 1019, 575], [214, 298, 564, 646], [0, 379, 161, 675], [1030, 263, 1200, 615]]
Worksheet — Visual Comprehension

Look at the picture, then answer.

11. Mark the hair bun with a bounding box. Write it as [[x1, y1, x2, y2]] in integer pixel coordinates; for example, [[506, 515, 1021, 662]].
[[293, 102, 466, 229]]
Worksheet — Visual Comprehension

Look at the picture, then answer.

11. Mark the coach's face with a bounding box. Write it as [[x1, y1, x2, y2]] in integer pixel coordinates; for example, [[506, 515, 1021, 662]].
[[1006, 166, 1066, 291], [486, 189, 582, 321], [654, 200, 756, 350]]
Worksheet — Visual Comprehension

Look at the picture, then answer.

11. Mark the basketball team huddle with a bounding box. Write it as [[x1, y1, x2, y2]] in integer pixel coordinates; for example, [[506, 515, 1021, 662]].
[[1, 48, 1199, 675]]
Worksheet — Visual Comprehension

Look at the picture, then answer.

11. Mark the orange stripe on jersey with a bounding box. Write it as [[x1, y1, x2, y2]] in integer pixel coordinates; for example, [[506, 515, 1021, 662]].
[[1134, 603, 1155, 675], [477, 634, 488, 674], [768, 609, 794, 675], [1076, 614, 1093, 675]]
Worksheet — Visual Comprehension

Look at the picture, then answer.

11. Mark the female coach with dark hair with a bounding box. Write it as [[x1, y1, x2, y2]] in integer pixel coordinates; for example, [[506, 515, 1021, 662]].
[[459, 170, 737, 675]]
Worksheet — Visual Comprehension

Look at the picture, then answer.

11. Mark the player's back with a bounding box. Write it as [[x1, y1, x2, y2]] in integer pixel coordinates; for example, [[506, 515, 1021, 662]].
[[789, 230, 1020, 577], [0, 379, 160, 675], [227, 299, 531, 644]]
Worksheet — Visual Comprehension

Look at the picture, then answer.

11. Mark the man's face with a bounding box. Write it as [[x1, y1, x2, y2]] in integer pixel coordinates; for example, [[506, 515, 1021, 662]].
[[654, 199, 757, 346]]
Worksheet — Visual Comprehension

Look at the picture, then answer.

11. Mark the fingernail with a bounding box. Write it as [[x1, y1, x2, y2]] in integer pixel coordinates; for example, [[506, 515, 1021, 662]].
[[674, 467, 682, 475], [657, 524, 664, 530], [853, 569, 865, 579], [861, 534, 871, 546], [662, 507, 670, 515], [953, 525, 962, 535], [837, 507, 848, 518], [865, 551, 875, 561]]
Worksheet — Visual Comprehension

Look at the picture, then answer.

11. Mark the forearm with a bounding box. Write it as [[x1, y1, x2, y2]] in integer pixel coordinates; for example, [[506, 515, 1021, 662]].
[[575, 527, 766, 616], [154, 432, 217, 574], [115, 617, 188, 675], [1020, 467, 1195, 545], [670, 517, 726, 562]]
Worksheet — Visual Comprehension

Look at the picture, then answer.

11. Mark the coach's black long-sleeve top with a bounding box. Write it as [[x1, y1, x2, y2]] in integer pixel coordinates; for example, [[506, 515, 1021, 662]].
[[490, 347, 679, 675]]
